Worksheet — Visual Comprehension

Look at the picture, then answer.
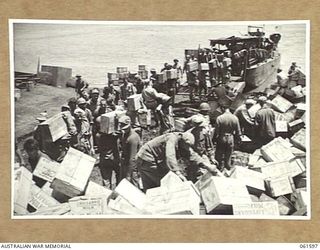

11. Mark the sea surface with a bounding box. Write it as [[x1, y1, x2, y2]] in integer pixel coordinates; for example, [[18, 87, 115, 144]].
[[13, 22, 307, 86]]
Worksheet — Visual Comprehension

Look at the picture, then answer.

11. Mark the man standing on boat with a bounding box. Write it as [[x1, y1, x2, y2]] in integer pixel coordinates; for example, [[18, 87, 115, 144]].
[[75, 74, 89, 97]]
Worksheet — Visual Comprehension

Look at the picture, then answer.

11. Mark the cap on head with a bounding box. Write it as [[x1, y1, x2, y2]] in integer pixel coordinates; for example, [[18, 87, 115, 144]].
[[91, 88, 99, 95], [245, 99, 255, 105], [191, 115, 205, 126], [150, 68, 156, 72], [174, 59, 179, 62], [118, 115, 131, 129], [77, 97, 87, 105], [258, 96, 267, 103], [61, 104, 70, 111], [199, 102, 210, 112], [181, 132, 195, 146], [186, 55, 191, 58], [76, 74, 81, 78], [74, 108, 86, 118]]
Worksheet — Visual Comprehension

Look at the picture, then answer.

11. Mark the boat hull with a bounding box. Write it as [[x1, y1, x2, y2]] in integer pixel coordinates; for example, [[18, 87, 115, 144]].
[[245, 54, 281, 92]]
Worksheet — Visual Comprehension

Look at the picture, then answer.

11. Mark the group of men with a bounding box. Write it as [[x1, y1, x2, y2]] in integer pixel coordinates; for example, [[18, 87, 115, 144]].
[[21, 59, 277, 193]]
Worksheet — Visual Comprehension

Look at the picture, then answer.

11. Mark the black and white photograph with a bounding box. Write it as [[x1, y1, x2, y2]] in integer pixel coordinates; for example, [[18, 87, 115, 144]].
[[11, 20, 310, 218]]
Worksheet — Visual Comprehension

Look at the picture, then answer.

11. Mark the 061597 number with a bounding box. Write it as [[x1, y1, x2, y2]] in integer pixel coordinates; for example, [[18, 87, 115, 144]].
[[300, 244, 319, 248]]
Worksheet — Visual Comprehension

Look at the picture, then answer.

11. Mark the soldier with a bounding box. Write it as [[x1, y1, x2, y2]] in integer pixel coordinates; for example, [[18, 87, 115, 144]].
[[255, 96, 276, 147], [136, 132, 219, 191], [75, 74, 89, 97], [73, 108, 93, 155], [118, 115, 141, 187], [234, 98, 255, 139], [213, 103, 242, 171], [156, 94, 175, 134]]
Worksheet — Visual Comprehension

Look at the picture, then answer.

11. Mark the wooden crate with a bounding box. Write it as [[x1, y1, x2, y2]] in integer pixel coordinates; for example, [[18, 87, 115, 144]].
[[138, 109, 152, 127], [187, 61, 198, 72], [29, 203, 71, 216], [265, 176, 295, 197], [288, 119, 305, 134], [116, 67, 128, 73], [51, 148, 96, 197], [260, 159, 305, 179], [107, 73, 119, 81], [138, 65, 147, 71], [85, 181, 112, 198], [114, 179, 147, 210], [248, 103, 261, 118], [166, 69, 178, 79], [28, 184, 60, 211], [41, 65, 72, 87], [199, 176, 251, 214], [100, 111, 117, 134], [270, 95, 293, 113], [290, 128, 306, 151], [138, 70, 148, 79], [14, 167, 33, 215], [127, 94, 142, 111], [157, 72, 167, 84], [68, 196, 108, 215], [39, 113, 68, 143], [275, 120, 288, 133], [230, 166, 265, 194], [33, 156, 60, 183], [261, 137, 295, 162], [232, 201, 280, 216], [276, 195, 296, 215], [199, 63, 209, 71]]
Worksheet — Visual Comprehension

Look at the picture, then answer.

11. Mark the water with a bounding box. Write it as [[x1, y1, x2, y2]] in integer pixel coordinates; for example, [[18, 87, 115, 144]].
[[13, 22, 307, 85]]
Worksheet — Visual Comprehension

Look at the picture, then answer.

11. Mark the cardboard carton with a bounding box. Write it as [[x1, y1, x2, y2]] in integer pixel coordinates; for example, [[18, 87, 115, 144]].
[[14, 167, 33, 215], [270, 95, 293, 113], [116, 67, 128, 73], [51, 148, 95, 197], [114, 179, 147, 210], [138, 70, 148, 79], [166, 69, 178, 79], [276, 195, 296, 215], [260, 137, 295, 162], [118, 72, 129, 79], [290, 189, 308, 211], [85, 181, 112, 198], [230, 166, 265, 194], [233, 201, 280, 216], [291, 206, 307, 216], [100, 111, 117, 134], [145, 187, 200, 215], [248, 103, 261, 118], [293, 174, 307, 189], [259, 193, 275, 202], [29, 203, 71, 216], [33, 156, 60, 182], [138, 109, 152, 127], [199, 63, 209, 71], [260, 159, 305, 179], [39, 113, 68, 142], [265, 176, 295, 197], [157, 72, 167, 84], [29, 184, 60, 211], [108, 195, 146, 215], [288, 119, 305, 134], [275, 120, 288, 133], [295, 103, 306, 118], [127, 94, 142, 111], [199, 176, 251, 214], [138, 65, 146, 71], [290, 128, 306, 151], [107, 73, 119, 81], [174, 118, 186, 132], [41, 65, 72, 87], [187, 61, 198, 72], [68, 196, 108, 215]]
